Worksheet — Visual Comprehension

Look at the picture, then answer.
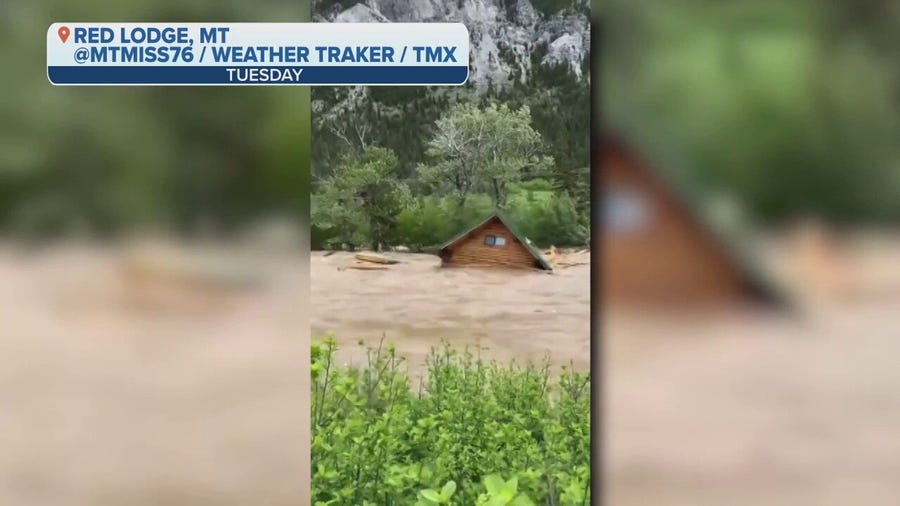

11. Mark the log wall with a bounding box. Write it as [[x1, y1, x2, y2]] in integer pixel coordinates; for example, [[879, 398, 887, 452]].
[[602, 146, 750, 305], [443, 219, 540, 270]]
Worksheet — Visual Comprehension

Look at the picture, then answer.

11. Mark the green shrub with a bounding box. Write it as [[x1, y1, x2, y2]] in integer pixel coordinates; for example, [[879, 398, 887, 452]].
[[394, 195, 496, 250], [508, 191, 589, 247], [311, 337, 591, 505], [393, 196, 454, 250], [316, 190, 588, 251]]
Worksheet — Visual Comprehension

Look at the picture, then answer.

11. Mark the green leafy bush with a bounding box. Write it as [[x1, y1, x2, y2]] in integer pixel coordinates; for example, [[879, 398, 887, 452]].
[[507, 191, 589, 247], [311, 337, 591, 505], [311, 101, 590, 252], [394, 194, 496, 250]]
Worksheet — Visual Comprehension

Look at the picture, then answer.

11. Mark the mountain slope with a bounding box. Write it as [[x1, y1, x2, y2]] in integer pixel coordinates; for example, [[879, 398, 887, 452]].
[[311, 0, 591, 181]]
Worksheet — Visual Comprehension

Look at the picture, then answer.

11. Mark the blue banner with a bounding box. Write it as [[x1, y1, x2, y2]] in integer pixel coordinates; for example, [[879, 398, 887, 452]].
[[48, 65, 469, 85], [47, 23, 470, 87]]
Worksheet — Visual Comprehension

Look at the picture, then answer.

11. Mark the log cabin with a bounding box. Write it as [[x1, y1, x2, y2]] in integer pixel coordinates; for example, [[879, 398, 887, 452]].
[[438, 212, 553, 271], [600, 133, 782, 306]]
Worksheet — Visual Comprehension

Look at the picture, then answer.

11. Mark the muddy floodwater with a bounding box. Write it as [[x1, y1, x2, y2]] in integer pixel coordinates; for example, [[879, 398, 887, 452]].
[[605, 230, 900, 505], [5, 234, 899, 505], [0, 242, 309, 506], [606, 301, 900, 506], [310, 251, 592, 375]]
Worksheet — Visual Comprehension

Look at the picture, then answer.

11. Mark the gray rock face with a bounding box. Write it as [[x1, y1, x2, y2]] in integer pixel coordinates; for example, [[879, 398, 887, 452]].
[[333, 3, 390, 23], [317, 0, 590, 90]]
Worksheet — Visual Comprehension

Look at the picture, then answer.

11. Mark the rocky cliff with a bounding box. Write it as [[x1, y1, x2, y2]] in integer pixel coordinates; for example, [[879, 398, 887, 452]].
[[311, 0, 591, 180], [315, 0, 590, 89]]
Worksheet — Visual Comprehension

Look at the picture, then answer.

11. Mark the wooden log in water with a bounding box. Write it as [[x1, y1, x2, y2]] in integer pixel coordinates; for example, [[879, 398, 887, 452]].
[[354, 252, 399, 265], [339, 263, 391, 271]]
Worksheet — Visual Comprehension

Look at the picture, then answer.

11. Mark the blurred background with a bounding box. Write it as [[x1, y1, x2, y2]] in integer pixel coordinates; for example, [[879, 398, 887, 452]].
[[0, 1, 310, 504], [599, 0, 900, 504]]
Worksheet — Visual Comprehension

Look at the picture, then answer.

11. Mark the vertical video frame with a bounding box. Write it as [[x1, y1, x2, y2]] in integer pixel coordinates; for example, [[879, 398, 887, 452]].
[[310, 1, 592, 504]]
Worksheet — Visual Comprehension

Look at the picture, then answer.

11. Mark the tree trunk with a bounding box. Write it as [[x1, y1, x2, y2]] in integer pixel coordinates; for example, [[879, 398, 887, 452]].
[[491, 179, 504, 207], [370, 221, 381, 252]]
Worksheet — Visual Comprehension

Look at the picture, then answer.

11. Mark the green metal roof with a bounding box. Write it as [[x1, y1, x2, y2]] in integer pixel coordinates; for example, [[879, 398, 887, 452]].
[[440, 210, 554, 271]]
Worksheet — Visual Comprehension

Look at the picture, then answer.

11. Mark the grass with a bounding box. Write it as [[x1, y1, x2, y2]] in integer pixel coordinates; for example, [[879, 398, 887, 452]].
[[311, 337, 591, 505]]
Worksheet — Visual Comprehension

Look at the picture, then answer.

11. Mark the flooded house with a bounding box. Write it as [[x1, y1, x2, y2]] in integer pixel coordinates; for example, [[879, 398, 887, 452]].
[[600, 134, 780, 306], [438, 212, 553, 271]]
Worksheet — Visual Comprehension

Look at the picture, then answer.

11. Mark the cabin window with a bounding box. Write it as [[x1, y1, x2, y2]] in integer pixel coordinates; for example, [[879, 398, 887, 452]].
[[484, 235, 506, 247], [606, 187, 651, 233]]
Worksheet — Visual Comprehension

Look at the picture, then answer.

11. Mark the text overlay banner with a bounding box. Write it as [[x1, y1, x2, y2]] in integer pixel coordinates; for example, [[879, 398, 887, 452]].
[[47, 23, 470, 86]]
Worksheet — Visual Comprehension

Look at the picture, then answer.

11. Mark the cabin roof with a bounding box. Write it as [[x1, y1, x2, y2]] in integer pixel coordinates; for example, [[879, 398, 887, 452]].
[[601, 130, 788, 307], [440, 211, 554, 271]]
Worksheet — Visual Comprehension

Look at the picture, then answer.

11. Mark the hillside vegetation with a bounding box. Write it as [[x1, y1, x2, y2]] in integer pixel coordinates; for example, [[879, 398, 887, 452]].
[[311, 337, 591, 505], [312, 0, 591, 250], [311, 104, 590, 250]]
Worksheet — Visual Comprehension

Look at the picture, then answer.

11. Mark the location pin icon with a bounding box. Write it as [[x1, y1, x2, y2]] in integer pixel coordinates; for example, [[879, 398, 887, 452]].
[[58, 26, 70, 43]]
